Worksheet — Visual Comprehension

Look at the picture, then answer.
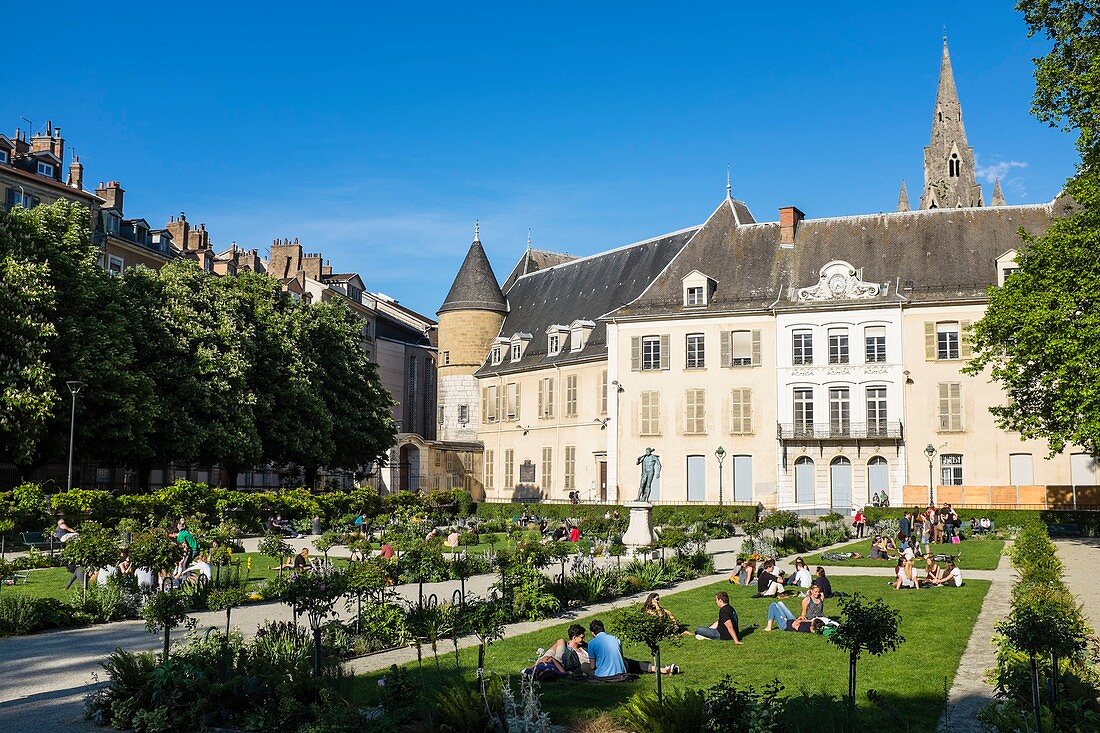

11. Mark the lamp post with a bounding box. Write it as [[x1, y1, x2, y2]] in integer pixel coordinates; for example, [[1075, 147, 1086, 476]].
[[65, 381, 85, 492], [715, 446, 727, 506], [924, 443, 937, 506]]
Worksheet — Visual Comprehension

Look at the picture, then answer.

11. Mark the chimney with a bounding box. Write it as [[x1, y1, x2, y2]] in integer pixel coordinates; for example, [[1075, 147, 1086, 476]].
[[322, 259, 332, 277], [12, 129, 30, 156], [302, 253, 323, 280], [95, 180, 125, 213], [778, 206, 804, 247], [165, 212, 190, 251], [67, 155, 84, 189]]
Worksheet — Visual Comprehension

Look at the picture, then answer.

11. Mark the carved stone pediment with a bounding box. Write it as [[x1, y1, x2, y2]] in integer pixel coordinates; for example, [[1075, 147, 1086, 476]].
[[797, 261, 881, 302]]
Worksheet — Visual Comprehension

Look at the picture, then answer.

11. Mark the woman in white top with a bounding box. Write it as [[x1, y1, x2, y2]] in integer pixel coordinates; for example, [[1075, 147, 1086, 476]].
[[932, 561, 963, 587]]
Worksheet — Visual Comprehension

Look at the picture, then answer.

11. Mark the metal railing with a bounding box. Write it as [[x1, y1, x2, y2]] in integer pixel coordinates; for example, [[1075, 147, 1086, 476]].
[[777, 421, 904, 441]]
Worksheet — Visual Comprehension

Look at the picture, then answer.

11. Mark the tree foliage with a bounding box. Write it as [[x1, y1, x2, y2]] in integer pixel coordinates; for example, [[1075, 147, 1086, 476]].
[[0, 200, 396, 486], [965, 4, 1100, 456]]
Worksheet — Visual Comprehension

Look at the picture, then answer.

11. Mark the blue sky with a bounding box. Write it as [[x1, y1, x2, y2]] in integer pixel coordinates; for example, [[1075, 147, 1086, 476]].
[[3, 1, 1077, 316]]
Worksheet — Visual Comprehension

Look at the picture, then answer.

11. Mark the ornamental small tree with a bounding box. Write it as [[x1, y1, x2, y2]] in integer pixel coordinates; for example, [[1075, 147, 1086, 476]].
[[127, 528, 182, 580], [344, 558, 387, 633], [142, 588, 191, 658], [61, 522, 120, 601], [281, 568, 348, 676], [613, 603, 683, 702], [258, 534, 293, 577], [828, 592, 904, 717], [207, 586, 249, 636]]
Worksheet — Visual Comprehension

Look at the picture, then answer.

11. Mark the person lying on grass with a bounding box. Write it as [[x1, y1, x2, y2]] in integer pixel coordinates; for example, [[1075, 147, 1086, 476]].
[[764, 583, 825, 632], [588, 619, 680, 677], [695, 591, 744, 644]]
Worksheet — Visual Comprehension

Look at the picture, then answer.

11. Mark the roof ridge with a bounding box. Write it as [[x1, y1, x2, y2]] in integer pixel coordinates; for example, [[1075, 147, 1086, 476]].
[[737, 201, 1055, 228], [511, 224, 703, 284]]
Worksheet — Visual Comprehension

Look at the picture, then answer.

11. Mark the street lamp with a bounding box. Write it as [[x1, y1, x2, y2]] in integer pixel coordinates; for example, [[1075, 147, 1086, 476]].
[[715, 446, 727, 506], [66, 381, 85, 491], [924, 443, 937, 506]]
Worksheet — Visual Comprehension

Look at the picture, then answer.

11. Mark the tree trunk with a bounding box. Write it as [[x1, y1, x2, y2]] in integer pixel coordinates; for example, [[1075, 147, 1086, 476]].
[[356, 594, 362, 634], [164, 626, 171, 658], [654, 647, 663, 702], [848, 652, 857, 718], [224, 465, 240, 492], [1050, 652, 1059, 705], [305, 465, 319, 491], [1030, 653, 1042, 732], [477, 643, 486, 699], [312, 626, 322, 677], [225, 607, 232, 636]]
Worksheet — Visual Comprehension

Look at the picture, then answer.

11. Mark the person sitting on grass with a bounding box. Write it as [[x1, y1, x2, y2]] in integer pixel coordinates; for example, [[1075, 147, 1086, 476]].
[[587, 619, 680, 677], [930, 560, 963, 587], [893, 558, 922, 590], [924, 556, 944, 584], [870, 535, 896, 560], [729, 558, 757, 586], [764, 583, 826, 632], [281, 547, 312, 573], [756, 559, 786, 597], [812, 566, 833, 598], [694, 591, 744, 644], [643, 592, 681, 625], [790, 558, 812, 590]]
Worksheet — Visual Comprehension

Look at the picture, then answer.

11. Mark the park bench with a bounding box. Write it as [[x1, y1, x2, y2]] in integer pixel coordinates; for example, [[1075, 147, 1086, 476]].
[[1048, 523, 1081, 538], [20, 531, 55, 554]]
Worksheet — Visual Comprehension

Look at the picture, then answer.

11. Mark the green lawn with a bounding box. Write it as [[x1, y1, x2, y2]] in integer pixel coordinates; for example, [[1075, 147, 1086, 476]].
[[350, 575, 990, 730], [2, 551, 347, 601], [802, 537, 1005, 570]]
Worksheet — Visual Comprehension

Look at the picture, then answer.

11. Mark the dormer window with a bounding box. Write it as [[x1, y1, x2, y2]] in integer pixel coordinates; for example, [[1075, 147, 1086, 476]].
[[996, 249, 1020, 287], [509, 333, 532, 362], [490, 345, 502, 365], [105, 213, 121, 235], [546, 325, 568, 357], [569, 320, 595, 352], [0, 150, 8, 164], [681, 270, 715, 307], [37, 161, 54, 177]]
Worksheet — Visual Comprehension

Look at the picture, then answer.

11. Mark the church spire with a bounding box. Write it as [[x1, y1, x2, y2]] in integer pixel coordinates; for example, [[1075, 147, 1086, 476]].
[[897, 180, 911, 212], [919, 38, 984, 209], [991, 178, 1005, 206]]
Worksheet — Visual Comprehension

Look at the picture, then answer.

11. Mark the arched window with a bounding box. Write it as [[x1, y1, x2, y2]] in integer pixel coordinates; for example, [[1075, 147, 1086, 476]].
[[794, 456, 815, 504], [949, 154, 960, 177], [867, 456, 889, 500]]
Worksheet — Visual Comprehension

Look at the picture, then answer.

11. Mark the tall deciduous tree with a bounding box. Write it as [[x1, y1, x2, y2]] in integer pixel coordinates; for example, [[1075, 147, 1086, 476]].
[[967, 3, 1100, 457]]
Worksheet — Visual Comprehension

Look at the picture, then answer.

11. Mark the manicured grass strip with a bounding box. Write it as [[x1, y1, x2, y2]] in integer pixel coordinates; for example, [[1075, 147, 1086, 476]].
[[349, 575, 990, 730], [803, 537, 1005, 570]]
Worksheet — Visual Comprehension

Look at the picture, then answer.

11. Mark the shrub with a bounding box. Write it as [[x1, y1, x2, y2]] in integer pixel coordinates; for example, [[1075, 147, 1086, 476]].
[[0, 594, 62, 635], [617, 688, 706, 733]]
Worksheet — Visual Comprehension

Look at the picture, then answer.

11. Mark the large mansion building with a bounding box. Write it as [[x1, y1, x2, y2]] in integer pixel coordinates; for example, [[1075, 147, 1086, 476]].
[[432, 41, 1098, 512]]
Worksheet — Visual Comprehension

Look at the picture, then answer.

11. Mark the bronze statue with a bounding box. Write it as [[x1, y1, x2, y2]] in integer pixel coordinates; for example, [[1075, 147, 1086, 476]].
[[635, 447, 661, 502]]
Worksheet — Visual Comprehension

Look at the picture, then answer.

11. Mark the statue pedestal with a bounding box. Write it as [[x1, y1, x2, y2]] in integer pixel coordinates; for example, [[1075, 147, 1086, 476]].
[[622, 501, 657, 548]]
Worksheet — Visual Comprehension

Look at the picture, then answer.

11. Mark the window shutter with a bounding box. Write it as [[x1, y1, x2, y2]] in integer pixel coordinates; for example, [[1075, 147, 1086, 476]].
[[744, 388, 753, 434], [951, 382, 962, 430], [515, 383, 521, 420], [631, 336, 641, 371], [481, 388, 487, 423], [751, 330, 762, 365], [495, 388, 502, 421], [538, 380, 545, 418], [959, 320, 973, 359], [660, 334, 670, 370], [925, 322, 936, 360], [720, 331, 730, 368], [547, 378, 555, 416]]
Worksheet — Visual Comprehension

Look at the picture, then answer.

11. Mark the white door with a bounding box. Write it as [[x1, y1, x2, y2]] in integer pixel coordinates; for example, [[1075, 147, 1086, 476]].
[[733, 455, 753, 503], [795, 457, 815, 504], [867, 456, 889, 503], [686, 455, 705, 502], [1071, 454, 1098, 486], [830, 457, 852, 513]]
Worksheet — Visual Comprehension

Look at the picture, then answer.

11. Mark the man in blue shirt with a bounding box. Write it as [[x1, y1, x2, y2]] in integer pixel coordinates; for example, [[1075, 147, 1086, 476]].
[[586, 619, 627, 678]]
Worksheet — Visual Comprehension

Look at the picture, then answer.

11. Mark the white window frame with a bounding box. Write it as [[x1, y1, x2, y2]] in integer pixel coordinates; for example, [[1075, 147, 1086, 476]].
[[792, 330, 813, 365], [685, 286, 704, 306], [941, 454, 964, 485], [936, 322, 960, 360], [511, 343, 522, 362], [828, 328, 849, 364], [37, 161, 54, 177], [641, 336, 662, 371], [107, 255, 124, 275], [866, 386, 887, 434], [829, 387, 850, 434], [0, 150, 8, 163], [865, 326, 887, 363], [685, 333, 705, 369], [793, 388, 814, 435]]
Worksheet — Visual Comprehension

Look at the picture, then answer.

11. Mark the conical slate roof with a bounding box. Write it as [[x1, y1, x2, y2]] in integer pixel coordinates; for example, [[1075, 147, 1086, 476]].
[[437, 237, 507, 315]]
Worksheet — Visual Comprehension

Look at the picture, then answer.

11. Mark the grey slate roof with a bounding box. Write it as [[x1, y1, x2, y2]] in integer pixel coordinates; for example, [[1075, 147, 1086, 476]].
[[475, 227, 699, 376], [502, 249, 578, 292], [615, 196, 1070, 319], [438, 239, 507, 315]]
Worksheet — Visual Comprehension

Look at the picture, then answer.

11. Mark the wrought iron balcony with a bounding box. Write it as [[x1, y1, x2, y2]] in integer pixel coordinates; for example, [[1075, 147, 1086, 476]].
[[777, 421, 904, 442]]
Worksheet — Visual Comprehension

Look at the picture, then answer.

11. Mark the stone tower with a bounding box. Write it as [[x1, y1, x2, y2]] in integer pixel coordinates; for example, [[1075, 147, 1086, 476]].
[[436, 226, 507, 442], [920, 39, 984, 209]]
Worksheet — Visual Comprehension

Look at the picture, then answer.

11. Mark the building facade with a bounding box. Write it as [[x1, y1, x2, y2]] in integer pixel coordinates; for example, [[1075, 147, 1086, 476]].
[[435, 40, 1098, 511]]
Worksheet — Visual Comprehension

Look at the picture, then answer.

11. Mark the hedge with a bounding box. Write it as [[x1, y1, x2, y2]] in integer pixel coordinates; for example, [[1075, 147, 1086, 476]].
[[861, 506, 1100, 536], [472, 502, 759, 526]]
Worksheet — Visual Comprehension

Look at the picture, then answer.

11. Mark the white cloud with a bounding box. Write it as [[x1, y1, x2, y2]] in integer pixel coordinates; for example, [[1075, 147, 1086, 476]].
[[974, 158, 1028, 184]]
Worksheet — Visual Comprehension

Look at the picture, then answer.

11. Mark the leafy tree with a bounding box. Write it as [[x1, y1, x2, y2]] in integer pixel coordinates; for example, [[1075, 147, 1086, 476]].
[[61, 521, 120, 599], [127, 528, 182, 577], [614, 603, 683, 701], [258, 534, 294, 576], [828, 592, 904, 716], [207, 586, 249, 636], [142, 588, 190, 657], [965, 3, 1100, 456]]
